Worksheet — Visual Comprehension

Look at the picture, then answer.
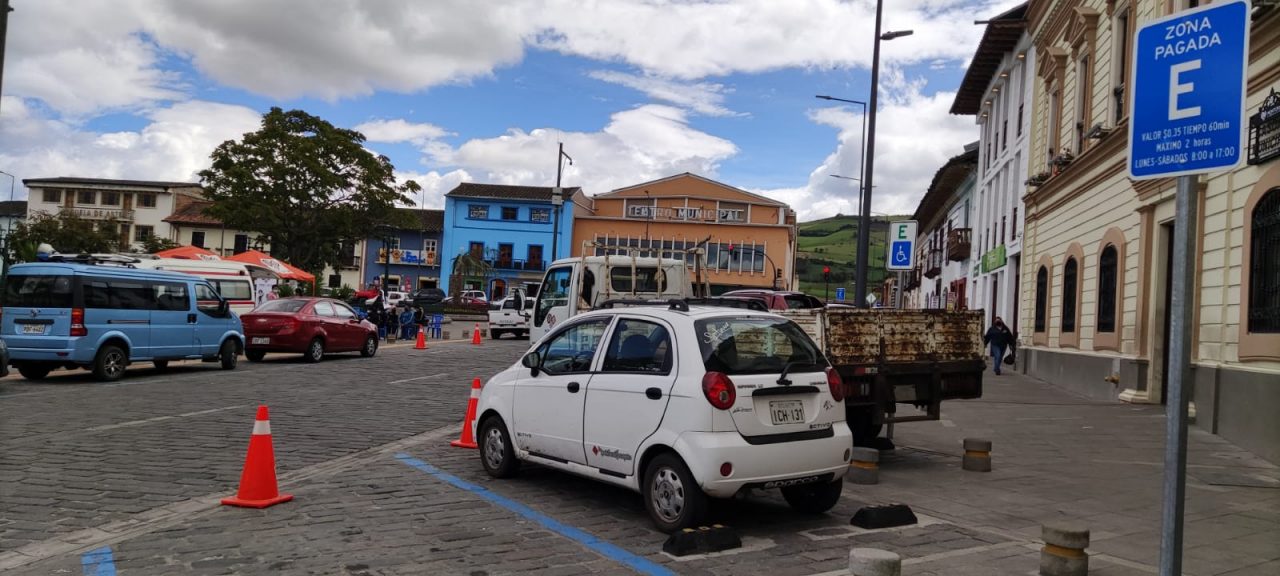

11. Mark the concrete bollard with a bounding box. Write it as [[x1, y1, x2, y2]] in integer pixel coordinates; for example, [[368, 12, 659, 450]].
[[1040, 522, 1089, 576], [849, 447, 880, 485], [849, 548, 901, 576], [962, 438, 992, 472]]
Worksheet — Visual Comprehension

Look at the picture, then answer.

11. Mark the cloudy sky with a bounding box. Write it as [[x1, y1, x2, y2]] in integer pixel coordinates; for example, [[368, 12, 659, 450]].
[[0, 0, 1019, 221]]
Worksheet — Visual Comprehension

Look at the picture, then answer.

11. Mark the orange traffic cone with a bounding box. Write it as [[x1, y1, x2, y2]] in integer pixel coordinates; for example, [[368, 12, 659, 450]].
[[222, 405, 293, 508], [415, 328, 427, 350], [450, 378, 482, 449], [472, 324, 482, 345]]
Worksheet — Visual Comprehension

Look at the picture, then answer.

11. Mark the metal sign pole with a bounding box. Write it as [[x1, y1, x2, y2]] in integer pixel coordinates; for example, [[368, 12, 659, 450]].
[[1159, 174, 1197, 576]]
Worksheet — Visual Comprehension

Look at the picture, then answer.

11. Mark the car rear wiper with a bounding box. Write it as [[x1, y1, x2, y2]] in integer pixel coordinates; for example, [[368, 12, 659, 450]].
[[777, 359, 817, 386]]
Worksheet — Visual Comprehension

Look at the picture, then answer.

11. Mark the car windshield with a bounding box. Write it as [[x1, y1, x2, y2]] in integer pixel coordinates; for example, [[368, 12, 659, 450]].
[[694, 316, 825, 375], [255, 299, 307, 313]]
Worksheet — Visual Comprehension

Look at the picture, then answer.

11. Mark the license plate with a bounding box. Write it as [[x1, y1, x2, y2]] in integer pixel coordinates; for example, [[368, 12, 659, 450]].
[[251, 337, 270, 345], [21, 324, 45, 335], [769, 400, 805, 425]]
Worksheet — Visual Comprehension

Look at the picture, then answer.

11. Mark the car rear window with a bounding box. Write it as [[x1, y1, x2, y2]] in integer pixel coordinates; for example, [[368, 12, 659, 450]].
[[610, 267, 666, 293], [210, 279, 253, 301], [695, 317, 825, 375], [3, 275, 75, 308], [784, 294, 822, 309], [255, 299, 307, 313]]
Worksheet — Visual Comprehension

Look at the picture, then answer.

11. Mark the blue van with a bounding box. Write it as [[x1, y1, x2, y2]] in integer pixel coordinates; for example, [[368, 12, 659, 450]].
[[1, 261, 245, 381]]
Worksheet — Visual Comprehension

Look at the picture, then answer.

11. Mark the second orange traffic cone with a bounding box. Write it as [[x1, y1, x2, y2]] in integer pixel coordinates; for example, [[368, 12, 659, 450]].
[[222, 405, 293, 508], [450, 378, 481, 449], [415, 328, 427, 350], [472, 323, 482, 345]]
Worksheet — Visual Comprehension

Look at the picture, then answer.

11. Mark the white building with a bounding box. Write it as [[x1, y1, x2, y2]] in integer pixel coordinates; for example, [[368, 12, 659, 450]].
[[23, 177, 201, 252], [950, 3, 1033, 330], [905, 145, 978, 310]]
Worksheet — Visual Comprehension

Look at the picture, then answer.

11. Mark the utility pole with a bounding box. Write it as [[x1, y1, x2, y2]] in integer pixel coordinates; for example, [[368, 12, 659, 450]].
[[0, 0, 11, 120], [856, 0, 885, 309], [552, 143, 573, 261]]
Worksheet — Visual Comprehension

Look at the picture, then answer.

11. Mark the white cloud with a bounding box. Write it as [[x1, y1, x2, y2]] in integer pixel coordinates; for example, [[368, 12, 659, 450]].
[[397, 169, 473, 209], [355, 119, 451, 144], [3, 1, 1025, 113], [587, 71, 741, 117], [385, 104, 737, 196], [754, 75, 977, 221], [0, 99, 262, 192]]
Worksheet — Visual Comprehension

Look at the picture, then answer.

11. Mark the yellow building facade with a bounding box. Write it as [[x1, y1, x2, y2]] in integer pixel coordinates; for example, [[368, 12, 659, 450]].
[[1020, 0, 1280, 462]]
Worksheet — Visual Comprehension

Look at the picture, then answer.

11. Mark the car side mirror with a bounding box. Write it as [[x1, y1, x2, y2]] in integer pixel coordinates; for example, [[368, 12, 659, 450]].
[[522, 351, 542, 376], [217, 300, 230, 316]]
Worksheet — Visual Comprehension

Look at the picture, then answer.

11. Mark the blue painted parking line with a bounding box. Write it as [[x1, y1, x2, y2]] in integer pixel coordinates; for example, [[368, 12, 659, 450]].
[[394, 453, 674, 576], [81, 546, 116, 576]]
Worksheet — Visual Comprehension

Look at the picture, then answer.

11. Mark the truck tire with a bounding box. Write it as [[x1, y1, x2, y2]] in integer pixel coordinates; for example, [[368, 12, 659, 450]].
[[847, 404, 883, 447]]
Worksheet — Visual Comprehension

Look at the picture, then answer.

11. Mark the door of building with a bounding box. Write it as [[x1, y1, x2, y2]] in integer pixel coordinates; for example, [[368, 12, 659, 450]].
[[990, 274, 999, 325]]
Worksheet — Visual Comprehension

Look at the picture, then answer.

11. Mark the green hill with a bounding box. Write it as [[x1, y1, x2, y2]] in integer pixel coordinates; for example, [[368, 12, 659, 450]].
[[795, 214, 908, 301]]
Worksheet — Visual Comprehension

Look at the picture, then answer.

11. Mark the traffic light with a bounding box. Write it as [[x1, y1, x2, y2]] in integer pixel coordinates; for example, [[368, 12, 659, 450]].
[[823, 266, 831, 282]]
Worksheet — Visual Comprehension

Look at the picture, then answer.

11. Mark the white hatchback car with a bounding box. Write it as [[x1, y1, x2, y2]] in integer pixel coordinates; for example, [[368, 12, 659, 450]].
[[472, 302, 853, 532]]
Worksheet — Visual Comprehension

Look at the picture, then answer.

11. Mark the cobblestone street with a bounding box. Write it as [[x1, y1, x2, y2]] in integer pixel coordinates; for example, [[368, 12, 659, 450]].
[[1, 339, 1276, 575]]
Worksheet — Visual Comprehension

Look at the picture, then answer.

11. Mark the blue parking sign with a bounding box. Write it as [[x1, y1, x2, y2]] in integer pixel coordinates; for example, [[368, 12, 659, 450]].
[[1128, 0, 1250, 180], [835, 287, 846, 301]]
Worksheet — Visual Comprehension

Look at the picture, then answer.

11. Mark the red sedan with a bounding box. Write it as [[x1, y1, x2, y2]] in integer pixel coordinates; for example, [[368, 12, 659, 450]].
[[242, 298, 379, 363]]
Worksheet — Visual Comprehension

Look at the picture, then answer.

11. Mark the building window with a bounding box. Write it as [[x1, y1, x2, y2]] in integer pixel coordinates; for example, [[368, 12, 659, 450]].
[[1076, 55, 1091, 153], [1062, 257, 1079, 333], [42, 189, 61, 203], [137, 193, 157, 208], [1035, 266, 1048, 332], [234, 234, 249, 254], [100, 191, 121, 206], [1002, 119, 1008, 151], [501, 206, 518, 221], [191, 231, 206, 248], [530, 208, 551, 223], [469, 241, 484, 258], [328, 274, 342, 289], [1248, 189, 1280, 333], [422, 239, 437, 265], [77, 190, 96, 205], [1097, 245, 1118, 333], [1113, 7, 1132, 124], [527, 245, 544, 269], [1017, 103, 1024, 136], [382, 236, 400, 250], [1001, 216, 1007, 243], [1012, 207, 1018, 239], [468, 204, 489, 219], [134, 225, 154, 242], [1049, 83, 1062, 164]]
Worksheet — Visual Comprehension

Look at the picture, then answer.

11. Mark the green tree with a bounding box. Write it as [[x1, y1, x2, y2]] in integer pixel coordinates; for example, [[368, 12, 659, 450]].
[[3, 212, 121, 262], [139, 236, 182, 254], [199, 107, 419, 276]]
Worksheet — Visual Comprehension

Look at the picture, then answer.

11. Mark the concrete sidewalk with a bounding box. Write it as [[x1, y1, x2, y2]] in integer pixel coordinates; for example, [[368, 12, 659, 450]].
[[845, 368, 1280, 575]]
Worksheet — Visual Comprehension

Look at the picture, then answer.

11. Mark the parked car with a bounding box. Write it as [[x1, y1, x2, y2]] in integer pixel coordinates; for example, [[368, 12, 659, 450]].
[[0, 339, 10, 378], [241, 297, 379, 362], [721, 289, 826, 311], [443, 295, 488, 311], [472, 302, 851, 532], [487, 288, 536, 339], [411, 288, 446, 307], [459, 290, 488, 303], [1, 260, 243, 381]]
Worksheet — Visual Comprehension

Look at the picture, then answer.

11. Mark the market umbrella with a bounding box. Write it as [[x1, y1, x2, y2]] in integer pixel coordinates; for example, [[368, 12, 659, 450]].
[[224, 250, 316, 282]]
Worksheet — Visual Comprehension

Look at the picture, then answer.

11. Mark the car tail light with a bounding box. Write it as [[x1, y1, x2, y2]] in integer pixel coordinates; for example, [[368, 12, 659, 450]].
[[70, 308, 87, 337], [826, 367, 845, 402], [701, 372, 736, 410]]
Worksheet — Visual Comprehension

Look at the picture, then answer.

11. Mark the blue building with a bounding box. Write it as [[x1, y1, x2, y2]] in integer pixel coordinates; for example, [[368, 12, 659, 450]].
[[362, 208, 445, 292], [440, 183, 582, 300]]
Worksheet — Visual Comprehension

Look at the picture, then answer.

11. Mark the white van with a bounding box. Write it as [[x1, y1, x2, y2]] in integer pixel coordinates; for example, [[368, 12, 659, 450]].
[[529, 248, 708, 341], [134, 258, 268, 315]]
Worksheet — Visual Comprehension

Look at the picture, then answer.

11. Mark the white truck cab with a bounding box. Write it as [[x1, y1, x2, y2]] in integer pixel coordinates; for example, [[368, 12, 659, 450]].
[[530, 246, 708, 341], [488, 289, 535, 339]]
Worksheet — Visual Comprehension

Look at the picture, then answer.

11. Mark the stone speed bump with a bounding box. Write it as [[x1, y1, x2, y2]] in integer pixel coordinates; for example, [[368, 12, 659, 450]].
[[850, 504, 918, 530], [661, 524, 742, 557]]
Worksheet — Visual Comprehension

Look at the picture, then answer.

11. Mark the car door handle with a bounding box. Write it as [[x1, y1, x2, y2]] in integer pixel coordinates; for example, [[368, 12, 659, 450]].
[[567, 381, 580, 393], [645, 387, 662, 400]]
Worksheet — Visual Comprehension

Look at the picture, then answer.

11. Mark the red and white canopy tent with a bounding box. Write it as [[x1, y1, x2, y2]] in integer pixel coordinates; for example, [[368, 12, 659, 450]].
[[223, 250, 316, 283], [153, 245, 221, 260]]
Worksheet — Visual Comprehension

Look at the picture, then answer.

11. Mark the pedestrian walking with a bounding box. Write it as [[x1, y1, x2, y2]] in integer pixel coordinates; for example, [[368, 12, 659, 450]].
[[983, 316, 1014, 376]]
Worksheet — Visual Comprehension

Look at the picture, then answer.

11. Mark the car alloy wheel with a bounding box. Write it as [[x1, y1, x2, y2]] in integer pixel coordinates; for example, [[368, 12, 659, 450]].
[[651, 466, 686, 524], [361, 335, 378, 357], [94, 345, 128, 382], [305, 339, 324, 363], [483, 426, 506, 470]]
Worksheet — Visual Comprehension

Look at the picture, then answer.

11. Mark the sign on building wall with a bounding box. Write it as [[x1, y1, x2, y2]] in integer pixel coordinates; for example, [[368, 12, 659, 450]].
[[378, 248, 437, 266], [1128, 0, 1250, 180], [1248, 88, 1280, 165], [981, 245, 1007, 273]]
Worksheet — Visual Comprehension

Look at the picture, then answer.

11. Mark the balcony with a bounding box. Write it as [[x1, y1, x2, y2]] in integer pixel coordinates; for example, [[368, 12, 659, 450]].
[[486, 258, 546, 272], [923, 248, 943, 279], [946, 228, 972, 262], [340, 255, 362, 270]]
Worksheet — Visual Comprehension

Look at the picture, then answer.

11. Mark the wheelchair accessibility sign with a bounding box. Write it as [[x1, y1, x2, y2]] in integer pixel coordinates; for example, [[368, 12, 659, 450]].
[[887, 221, 917, 271]]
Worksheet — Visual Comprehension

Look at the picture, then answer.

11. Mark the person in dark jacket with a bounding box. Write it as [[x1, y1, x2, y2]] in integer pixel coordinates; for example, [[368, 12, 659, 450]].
[[983, 317, 1014, 375]]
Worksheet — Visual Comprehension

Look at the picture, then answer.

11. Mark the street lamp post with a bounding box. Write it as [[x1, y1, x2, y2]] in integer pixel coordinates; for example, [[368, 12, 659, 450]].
[[374, 224, 394, 294], [552, 143, 573, 261], [816, 0, 911, 308], [0, 170, 13, 276], [0, 1, 12, 120]]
